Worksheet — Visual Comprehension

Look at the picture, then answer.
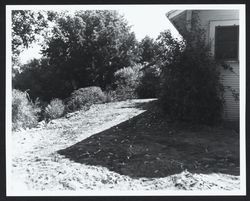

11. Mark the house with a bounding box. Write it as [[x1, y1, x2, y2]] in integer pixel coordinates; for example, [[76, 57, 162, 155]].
[[166, 10, 239, 121]]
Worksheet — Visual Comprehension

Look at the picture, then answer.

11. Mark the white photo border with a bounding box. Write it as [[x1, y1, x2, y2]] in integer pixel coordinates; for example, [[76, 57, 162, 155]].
[[5, 4, 246, 196]]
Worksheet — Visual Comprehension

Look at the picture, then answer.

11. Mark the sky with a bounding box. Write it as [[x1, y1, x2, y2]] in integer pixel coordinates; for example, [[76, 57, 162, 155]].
[[118, 7, 180, 40], [19, 7, 181, 64]]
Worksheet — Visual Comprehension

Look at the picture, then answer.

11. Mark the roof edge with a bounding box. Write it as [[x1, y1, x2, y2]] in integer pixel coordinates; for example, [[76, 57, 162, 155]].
[[166, 10, 185, 20]]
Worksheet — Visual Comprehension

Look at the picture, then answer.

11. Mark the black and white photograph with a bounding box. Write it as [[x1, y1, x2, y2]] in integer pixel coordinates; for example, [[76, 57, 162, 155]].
[[5, 4, 246, 196]]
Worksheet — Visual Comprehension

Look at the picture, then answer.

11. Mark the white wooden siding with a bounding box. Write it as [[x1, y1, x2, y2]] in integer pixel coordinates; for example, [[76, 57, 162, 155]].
[[196, 10, 240, 121], [220, 62, 239, 120]]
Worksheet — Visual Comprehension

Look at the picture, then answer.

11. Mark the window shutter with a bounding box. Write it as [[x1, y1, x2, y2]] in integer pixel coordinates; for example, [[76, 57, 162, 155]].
[[215, 25, 239, 60]]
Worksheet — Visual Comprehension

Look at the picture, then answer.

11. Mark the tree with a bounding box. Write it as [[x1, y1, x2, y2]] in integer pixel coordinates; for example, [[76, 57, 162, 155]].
[[138, 36, 158, 63], [12, 10, 58, 53], [12, 10, 44, 59], [11, 10, 55, 76], [13, 10, 140, 101], [42, 10, 139, 94], [12, 11, 45, 53]]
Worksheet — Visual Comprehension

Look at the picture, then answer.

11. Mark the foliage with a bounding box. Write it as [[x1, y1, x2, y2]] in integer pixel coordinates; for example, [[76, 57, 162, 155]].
[[111, 85, 137, 101], [12, 89, 41, 130], [41, 10, 140, 93], [13, 10, 141, 102], [12, 11, 46, 52], [220, 62, 239, 102], [65, 86, 106, 112], [13, 58, 69, 102], [136, 64, 161, 98], [102, 91, 113, 103], [138, 36, 158, 63], [11, 10, 52, 75], [44, 98, 65, 120], [113, 64, 142, 100], [157, 26, 224, 125], [225, 86, 239, 102]]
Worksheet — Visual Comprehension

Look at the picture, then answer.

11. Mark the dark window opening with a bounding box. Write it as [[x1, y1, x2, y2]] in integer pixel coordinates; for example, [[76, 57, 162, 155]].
[[215, 25, 239, 60]]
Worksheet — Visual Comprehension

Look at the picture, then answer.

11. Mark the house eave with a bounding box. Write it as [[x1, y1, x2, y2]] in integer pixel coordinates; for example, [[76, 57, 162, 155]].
[[166, 10, 193, 36], [166, 10, 185, 21]]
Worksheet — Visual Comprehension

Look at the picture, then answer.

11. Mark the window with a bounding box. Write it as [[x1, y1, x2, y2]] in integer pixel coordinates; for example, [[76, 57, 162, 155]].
[[215, 25, 239, 60]]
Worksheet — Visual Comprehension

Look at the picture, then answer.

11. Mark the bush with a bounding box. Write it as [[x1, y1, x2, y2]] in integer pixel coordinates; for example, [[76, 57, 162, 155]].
[[136, 64, 161, 98], [65, 86, 106, 112], [12, 89, 41, 130], [113, 64, 142, 101], [103, 90, 113, 103], [44, 98, 65, 120], [112, 85, 137, 101], [158, 25, 224, 125]]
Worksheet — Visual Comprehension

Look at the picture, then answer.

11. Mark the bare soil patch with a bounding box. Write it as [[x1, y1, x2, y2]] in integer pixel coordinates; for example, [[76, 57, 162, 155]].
[[11, 99, 240, 191], [58, 100, 239, 178]]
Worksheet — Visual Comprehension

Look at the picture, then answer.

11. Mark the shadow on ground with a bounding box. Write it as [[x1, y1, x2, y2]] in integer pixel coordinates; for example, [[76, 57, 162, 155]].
[[58, 100, 239, 178]]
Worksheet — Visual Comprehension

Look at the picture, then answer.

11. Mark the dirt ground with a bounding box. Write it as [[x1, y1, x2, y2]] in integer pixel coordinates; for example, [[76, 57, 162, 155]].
[[11, 99, 240, 192]]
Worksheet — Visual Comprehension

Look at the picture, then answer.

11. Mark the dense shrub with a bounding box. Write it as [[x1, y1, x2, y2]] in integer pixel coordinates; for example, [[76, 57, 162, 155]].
[[44, 98, 65, 120], [65, 86, 106, 112], [136, 64, 161, 98], [158, 24, 224, 125], [113, 64, 142, 100], [13, 58, 74, 102], [103, 90, 114, 103], [12, 89, 41, 130], [112, 85, 137, 101]]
